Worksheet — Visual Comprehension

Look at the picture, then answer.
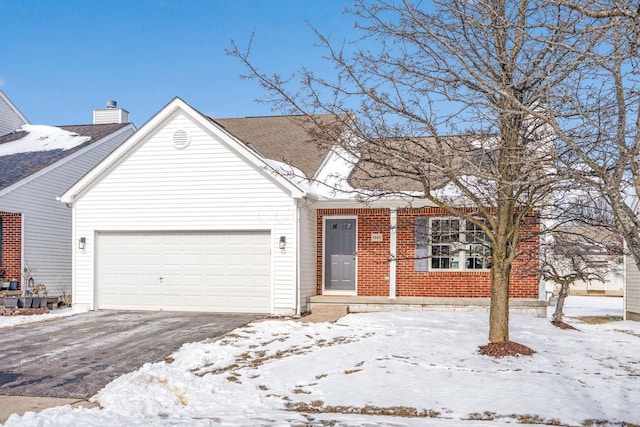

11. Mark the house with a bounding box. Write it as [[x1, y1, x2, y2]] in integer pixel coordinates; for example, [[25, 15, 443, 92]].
[[626, 255, 640, 321], [543, 226, 624, 297], [624, 198, 640, 321], [0, 97, 136, 295], [0, 89, 28, 136], [60, 97, 544, 316]]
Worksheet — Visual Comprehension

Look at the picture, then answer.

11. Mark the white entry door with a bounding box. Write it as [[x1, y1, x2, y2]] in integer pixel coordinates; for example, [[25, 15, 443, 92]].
[[95, 231, 271, 313]]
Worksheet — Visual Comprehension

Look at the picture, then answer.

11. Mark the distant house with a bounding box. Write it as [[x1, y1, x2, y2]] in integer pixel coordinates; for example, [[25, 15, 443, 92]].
[[544, 226, 624, 297], [0, 96, 136, 295], [61, 97, 544, 316]]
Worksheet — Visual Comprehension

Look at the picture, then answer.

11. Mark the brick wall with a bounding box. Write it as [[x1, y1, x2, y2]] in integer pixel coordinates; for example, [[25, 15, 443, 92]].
[[317, 207, 540, 298], [0, 212, 22, 289]]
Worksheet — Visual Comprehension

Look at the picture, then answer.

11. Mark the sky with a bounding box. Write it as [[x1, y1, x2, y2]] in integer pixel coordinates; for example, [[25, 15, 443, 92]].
[[0, 1, 355, 127]]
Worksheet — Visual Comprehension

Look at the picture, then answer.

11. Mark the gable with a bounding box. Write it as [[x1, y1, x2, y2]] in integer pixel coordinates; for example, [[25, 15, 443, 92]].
[[80, 110, 299, 208], [0, 90, 29, 136], [61, 98, 306, 204]]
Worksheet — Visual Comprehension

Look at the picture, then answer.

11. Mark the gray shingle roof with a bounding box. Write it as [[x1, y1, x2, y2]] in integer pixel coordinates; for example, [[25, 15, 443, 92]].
[[212, 115, 336, 179], [0, 123, 129, 191], [348, 135, 482, 192]]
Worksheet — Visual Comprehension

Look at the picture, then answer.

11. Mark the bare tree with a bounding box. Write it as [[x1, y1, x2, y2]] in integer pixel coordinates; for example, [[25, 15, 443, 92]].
[[229, 0, 595, 347], [541, 226, 623, 325], [516, 1, 640, 272]]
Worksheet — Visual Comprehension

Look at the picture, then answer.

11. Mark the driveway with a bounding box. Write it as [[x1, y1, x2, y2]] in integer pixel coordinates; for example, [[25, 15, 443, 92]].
[[0, 311, 263, 398]]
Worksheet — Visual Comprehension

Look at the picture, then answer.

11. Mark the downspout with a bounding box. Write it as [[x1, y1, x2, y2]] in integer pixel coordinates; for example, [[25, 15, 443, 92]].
[[389, 208, 397, 299]]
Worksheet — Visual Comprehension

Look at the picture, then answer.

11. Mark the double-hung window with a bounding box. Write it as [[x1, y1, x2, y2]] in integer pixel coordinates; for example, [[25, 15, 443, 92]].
[[415, 217, 491, 271], [464, 220, 491, 269]]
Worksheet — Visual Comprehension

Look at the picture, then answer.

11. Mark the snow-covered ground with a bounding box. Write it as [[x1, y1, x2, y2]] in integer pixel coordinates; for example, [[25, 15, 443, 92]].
[[0, 307, 82, 329], [2, 296, 639, 427]]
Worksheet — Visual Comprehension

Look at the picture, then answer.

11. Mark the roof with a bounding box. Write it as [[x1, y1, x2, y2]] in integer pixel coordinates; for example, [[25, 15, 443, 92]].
[[554, 225, 623, 248], [212, 115, 338, 179], [0, 123, 130, 191], [348, 135, 486, 193]]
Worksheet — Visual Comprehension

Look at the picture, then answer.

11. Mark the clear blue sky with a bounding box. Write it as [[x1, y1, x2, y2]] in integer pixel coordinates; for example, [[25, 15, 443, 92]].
[[0, 1, 354, 126]]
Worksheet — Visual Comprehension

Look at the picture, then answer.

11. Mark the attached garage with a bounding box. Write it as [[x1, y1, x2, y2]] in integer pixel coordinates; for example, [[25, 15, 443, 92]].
[[61, 98, 320, 316], [95, 231, 272, 313]]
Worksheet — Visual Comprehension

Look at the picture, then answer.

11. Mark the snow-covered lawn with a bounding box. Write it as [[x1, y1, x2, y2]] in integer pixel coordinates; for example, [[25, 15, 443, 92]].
[[0, 307, 82, 329], [3, 297, 639, 426]]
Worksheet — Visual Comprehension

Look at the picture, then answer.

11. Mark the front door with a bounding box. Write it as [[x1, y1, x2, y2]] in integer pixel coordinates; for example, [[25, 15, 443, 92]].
[[324, 218, 357, 292]]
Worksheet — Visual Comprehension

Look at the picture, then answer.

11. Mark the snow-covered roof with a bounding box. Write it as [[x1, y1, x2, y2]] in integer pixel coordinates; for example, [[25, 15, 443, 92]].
[[0, 123, 131, 191]]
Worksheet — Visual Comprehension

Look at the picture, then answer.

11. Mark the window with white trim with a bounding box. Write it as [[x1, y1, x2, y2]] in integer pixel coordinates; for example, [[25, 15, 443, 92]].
[[415, 217, 492, 271]]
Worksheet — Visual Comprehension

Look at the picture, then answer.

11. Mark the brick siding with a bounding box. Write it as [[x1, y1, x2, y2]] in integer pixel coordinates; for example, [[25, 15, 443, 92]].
[[0, 212, 22, 289], [317, 207, 540, 298]]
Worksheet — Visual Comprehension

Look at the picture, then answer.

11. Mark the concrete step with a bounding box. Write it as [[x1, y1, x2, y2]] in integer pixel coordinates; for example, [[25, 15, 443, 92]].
[[297, 305, 348, 323]]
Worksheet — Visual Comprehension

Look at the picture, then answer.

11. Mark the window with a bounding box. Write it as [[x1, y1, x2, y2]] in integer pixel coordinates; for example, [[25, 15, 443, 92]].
[[415, 217, 492, 271], [464, 220, 491, 269]]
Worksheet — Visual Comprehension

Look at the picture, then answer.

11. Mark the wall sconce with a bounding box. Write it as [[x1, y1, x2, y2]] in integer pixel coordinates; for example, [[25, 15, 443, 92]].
[[79, 237, 86, 250], [279, 236, 286, 250], [28, 277, 34, 288]]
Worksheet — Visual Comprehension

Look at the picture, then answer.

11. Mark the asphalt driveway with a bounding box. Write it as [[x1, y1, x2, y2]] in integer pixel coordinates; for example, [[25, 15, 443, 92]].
[[0, 310, 263, 398]]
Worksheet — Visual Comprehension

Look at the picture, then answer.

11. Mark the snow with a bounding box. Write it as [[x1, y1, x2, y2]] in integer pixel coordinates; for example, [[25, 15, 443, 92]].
[[3, 297, 639, 427], [0, 307, 84, 329], [0, 125, 90, 156]]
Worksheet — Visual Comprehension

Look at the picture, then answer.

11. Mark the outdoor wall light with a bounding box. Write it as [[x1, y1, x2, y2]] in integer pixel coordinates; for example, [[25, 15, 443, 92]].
[[79, 237, 86, 250], [279, 236, 286, 250], [28, 277, 34, 288]]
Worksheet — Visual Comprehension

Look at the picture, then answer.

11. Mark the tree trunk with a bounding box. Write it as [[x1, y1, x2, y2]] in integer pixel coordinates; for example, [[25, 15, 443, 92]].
[[552, 283, 570, 323], [489, 238, 512, 343]]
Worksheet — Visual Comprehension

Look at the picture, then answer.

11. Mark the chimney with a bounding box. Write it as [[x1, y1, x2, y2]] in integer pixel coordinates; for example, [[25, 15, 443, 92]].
[[93, 100, 130, 124]]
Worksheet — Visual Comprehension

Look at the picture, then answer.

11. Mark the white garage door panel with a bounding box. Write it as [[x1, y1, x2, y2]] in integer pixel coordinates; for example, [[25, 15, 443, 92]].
[[96, 231, 271, 313]]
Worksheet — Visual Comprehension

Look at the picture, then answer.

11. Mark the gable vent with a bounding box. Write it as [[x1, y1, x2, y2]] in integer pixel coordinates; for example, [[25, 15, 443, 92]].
[[172, 129, 191, 149]]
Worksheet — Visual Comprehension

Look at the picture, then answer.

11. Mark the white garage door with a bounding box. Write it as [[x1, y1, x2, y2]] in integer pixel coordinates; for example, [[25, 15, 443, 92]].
[[96, 231, 271, 313]]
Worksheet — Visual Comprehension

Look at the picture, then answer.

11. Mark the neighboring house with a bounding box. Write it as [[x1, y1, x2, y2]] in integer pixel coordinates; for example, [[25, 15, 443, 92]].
[[60, 97, 544, 316], [0, 89, 29, 136], [625, 198, 640, 321], [626, 255, 640, 321], [0, 99, 136, 295]]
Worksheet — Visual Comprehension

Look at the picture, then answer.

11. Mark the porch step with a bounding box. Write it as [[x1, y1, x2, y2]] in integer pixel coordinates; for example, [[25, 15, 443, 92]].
[[298, 305, 348, 323], [308, 296, 548, 318]]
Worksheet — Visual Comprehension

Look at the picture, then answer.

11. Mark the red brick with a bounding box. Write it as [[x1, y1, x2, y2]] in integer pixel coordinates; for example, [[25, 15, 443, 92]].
[[317, 208, 539, 298], [0, 212, 22, 289]]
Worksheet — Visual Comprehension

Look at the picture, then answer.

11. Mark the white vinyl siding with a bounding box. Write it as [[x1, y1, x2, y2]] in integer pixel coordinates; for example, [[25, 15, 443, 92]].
[[298, 203, 317, 313], [626, 254, 640, 318], [73, 111, 299, 314], [0, 126, 133, 294]]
